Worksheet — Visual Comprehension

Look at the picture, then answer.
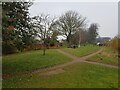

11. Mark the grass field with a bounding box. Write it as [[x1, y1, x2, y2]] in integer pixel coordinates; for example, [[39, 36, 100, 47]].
[[2, 45, 118, 88], [2, 49, 72, 76], [86, 47, 118, 66], [62, 44, 100, 57], [3, 62, 118, 88]]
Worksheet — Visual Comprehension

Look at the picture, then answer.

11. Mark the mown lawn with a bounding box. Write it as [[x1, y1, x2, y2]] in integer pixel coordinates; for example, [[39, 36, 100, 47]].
[[3, 62, 118, 88], [86, 47, 118, 66], [62, 44, 100, 57], [2, 49, 72, 75]]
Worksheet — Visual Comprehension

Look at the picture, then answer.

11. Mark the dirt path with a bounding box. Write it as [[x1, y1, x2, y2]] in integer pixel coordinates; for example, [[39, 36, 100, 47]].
[[3, 49, 118, 79], [83, 61, 118, 69], [25, 48, 118, 77], [30, 48, 114, 76], [57, 49, 118, 69]]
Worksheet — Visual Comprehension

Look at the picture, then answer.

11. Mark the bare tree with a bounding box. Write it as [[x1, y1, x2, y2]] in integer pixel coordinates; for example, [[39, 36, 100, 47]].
[[32, 14, 56, 55], [70, 29, 89, 46], [54, 10, 87, 47]]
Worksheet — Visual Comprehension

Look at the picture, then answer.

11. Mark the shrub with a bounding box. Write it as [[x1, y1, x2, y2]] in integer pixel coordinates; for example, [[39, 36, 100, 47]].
[[107, 38, 120, 51], [2, 42, 18, 54]]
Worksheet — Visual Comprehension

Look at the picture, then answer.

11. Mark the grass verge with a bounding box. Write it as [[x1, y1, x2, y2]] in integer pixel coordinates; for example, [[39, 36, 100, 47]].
[[86, 47, 118, 66]]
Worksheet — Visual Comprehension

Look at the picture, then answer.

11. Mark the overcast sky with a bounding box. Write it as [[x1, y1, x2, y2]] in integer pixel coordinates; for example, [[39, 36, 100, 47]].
[[29, 2, 118, 38]]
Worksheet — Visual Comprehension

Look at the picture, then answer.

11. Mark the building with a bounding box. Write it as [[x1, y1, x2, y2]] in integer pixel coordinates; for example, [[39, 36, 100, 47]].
[[95, 37, 111, 45]]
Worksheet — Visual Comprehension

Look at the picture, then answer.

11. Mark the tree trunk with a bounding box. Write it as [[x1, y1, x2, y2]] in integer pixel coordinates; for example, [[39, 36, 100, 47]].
[[43, 48, 45, 55], [67, 35, 71, 47], [43, 43, 46, 55]]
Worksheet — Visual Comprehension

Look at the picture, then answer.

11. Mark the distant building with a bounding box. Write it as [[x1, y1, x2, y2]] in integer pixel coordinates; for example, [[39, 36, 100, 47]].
[[95, 37, 111, 45]]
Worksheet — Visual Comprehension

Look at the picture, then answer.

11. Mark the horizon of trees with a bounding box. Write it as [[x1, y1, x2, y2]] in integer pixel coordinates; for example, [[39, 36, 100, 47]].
[[2, 2, 100, 55]]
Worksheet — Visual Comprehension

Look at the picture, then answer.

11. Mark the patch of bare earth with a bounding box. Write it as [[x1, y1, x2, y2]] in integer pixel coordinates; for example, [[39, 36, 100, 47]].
[[40, 69, 65, 76]]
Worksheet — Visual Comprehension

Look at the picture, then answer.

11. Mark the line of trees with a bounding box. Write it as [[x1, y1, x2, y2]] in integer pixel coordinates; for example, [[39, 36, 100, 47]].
[[2, 2, 99, 55]]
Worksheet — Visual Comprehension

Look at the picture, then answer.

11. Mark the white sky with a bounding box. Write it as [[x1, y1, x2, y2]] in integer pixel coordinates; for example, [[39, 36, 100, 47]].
[[29, 1, 118, 38]]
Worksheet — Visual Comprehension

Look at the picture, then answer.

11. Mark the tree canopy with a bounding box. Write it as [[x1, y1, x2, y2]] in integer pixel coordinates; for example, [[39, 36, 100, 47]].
[[54, 10, 87, 46], [2, 2, 33, 54], [88, 23, 99, 44], [32, 14, 57, 55]]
